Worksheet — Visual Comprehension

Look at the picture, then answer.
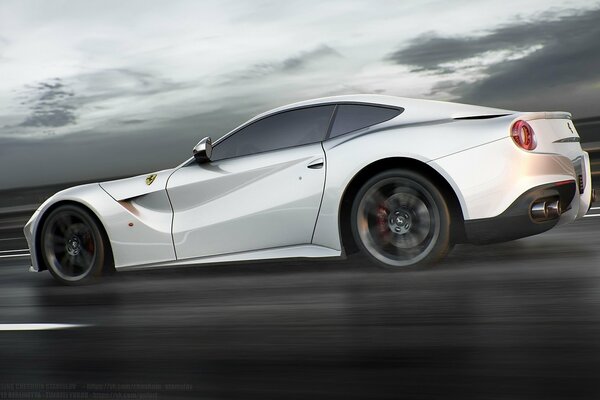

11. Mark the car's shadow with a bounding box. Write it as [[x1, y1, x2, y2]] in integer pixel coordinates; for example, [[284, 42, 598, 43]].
[[29, 234, 596, 292]]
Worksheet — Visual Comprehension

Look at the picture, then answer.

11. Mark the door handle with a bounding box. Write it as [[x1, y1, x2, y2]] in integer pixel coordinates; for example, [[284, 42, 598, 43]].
[[307, 158, 324, 169]]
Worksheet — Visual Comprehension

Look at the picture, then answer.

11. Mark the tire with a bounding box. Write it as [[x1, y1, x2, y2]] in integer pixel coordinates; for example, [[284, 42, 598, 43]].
[[40, 205, 107, 285], [350, 169, 451, 270]]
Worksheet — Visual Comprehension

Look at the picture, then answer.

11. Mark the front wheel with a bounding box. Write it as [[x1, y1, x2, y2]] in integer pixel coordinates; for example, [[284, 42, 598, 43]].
[[351, 169, 452, 270], [40, 205, 108, 285]]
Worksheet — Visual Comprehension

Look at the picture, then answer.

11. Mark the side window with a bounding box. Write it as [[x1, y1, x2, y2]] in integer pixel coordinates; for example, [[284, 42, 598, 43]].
[[212, 105, 335, 160], [329, 104, 402, 138]]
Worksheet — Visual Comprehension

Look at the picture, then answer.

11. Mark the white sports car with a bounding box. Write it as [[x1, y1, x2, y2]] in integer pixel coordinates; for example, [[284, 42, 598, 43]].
[[24, 95, 594, 284]]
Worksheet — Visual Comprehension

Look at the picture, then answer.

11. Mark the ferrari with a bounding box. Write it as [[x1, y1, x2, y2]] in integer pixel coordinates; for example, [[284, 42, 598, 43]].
[[24, 95, 594, 284]]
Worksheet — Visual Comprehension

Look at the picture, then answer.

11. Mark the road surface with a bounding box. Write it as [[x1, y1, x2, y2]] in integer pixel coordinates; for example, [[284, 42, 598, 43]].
[[0, 211, 599, 399]]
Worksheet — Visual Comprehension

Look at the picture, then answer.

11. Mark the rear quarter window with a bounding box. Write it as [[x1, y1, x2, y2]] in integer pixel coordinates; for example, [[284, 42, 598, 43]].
[[329, 104, 402, 138]]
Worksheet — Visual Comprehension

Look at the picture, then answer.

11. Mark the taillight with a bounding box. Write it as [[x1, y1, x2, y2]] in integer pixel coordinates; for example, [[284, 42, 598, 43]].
[[511, 120, 536, 150]]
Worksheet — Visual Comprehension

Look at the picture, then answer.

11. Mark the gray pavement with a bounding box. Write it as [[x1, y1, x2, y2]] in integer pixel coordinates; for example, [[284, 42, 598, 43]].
[[0, 212, 599, 399]]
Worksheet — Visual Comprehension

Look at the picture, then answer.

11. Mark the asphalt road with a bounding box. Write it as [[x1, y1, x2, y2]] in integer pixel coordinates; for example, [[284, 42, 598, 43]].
[[0, 212, 599, 399]]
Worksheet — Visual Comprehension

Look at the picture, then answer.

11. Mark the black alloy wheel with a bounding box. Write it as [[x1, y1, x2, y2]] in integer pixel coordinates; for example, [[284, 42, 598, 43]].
[[40, 205, 107, 284], [351, 169, 452, 269]]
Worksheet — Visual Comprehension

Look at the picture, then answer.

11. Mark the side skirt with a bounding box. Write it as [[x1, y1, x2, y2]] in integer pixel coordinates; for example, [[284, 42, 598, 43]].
[[116, 245, 342, 271]]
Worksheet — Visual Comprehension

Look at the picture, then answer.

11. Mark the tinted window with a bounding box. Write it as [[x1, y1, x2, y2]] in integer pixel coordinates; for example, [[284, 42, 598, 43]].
[[212, 105, 335, 160], [329, 104, 401, 138]]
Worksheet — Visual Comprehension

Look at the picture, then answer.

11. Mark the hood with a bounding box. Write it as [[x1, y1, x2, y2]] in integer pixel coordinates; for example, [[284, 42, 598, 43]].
[[99, 168, 175, 201]]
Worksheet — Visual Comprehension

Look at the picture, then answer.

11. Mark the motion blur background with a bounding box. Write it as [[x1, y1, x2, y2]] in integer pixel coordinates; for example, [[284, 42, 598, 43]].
[[1, 0, 599, 192], [1, 1, 600, 399]]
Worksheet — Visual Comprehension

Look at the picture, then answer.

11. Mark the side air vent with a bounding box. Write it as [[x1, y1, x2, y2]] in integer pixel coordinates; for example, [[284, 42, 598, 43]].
[[573, 156, 586, 194]]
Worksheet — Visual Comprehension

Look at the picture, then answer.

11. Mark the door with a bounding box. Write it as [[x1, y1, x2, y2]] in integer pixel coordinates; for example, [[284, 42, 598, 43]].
[[167, 105, 334, 260]]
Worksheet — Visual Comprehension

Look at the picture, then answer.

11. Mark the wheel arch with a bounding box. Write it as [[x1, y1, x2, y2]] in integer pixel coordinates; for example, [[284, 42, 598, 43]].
[[34, 200, 115, 273], [338, 157, 466, 255]]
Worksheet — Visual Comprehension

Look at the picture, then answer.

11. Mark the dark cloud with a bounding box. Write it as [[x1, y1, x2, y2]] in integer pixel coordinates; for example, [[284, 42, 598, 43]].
[[226, 45, 341, 82], [19, 107, 77, 128], [17, 78, 77, 127], [280, 45, 340, 71], [7, 69, 190, 131], [120, 119, 147, 125], [72, 68, 189, 106], [387, 8, 600, 117], [387, 9, 595, 74], [388, 32, 536, 74]]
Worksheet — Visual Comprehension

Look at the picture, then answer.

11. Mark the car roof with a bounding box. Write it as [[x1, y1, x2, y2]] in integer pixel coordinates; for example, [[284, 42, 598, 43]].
[[251, 94, 512, 122], [252, 94, 404, 119], [212, 94, 513, 147]]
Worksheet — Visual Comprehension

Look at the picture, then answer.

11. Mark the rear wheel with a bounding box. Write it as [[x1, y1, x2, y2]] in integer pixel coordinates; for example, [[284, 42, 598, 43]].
[[351, 169, 451, 270], [40, 205, 107, 285]]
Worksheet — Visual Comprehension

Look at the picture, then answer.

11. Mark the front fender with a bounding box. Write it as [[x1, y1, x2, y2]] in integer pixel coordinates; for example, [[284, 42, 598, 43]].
[[24, 183, 176, 272]]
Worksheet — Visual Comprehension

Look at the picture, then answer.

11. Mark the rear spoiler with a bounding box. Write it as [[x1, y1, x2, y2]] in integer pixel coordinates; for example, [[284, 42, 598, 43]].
[[518, 111, 572, 121], [453, 111, 572, 121]]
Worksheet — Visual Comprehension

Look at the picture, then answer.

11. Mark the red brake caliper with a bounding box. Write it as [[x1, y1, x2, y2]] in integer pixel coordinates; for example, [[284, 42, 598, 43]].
[[84, 233, 95, 254], [376, 205, 389, 239]]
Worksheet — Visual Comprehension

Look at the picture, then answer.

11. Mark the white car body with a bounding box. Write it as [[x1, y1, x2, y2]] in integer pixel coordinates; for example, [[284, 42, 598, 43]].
[[24, 94, 593, 274]]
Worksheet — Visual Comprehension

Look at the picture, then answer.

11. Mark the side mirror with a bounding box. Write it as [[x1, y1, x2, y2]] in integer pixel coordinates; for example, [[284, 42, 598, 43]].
[[193, 137, 212, 164]]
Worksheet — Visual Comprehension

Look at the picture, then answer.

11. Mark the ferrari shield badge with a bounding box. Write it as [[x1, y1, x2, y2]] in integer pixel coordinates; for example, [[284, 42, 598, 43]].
[[145, 174, 157, 186]]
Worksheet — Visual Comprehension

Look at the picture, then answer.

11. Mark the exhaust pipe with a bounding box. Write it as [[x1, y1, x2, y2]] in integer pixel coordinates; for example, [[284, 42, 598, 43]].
[[546, 199, 561, 218], [531, 201, 548, 220], [531, 198, 561, 220]]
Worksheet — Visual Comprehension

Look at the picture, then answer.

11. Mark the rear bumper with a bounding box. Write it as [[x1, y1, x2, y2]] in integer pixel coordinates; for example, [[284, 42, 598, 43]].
[[464, 180, 577, 244]]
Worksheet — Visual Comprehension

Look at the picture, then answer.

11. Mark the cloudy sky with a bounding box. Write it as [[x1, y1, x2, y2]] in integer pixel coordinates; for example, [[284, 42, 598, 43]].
[[0, 0, 599, 190]]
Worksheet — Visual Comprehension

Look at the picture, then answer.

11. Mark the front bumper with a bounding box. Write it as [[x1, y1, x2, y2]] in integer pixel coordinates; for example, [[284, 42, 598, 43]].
[[23, 208, 41, 272]]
